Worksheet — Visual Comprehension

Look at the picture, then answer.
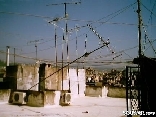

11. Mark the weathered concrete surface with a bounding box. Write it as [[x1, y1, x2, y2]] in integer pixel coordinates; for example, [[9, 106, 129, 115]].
[[0, 97, 128, 117], [27, 90, 61, 107], [0, 89, 11, 102], [8, 90, 61, 107], [107, 86, 126, 98], [27, 91, 44, 107], [16, 65, 39, 91], [39, 64, 86, 98], [85, 86, 108, 97], [39, 63, 68, 91], [6, 64, 39, 91], [44, 90, 61, 106]]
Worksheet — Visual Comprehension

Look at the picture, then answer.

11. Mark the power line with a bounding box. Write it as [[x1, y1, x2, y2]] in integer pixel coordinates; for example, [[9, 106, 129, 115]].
[[95, 1, 137, 23], [47, 1, 81, 91], [69, 19, 156, 27], [0, 2, 139, 40], [27, 39, 44, 61], [0, 2, 145, 65], [28, 44, 109, 90], [1, 11, 156, 27], [1, 10, 155, 27], [141, 3, 156, 18], [86, 38, 156, 61], [1, 38, 155, 65], [140, 17, 156, 56], [0, 2, 140, 55], [92, 1, 137, 30], [147, 0, 156, 25], [0, 30, 58, 48], [70, 1, 138, 46], [0, 11, 53, 19], [68, 1, 138, 60], [0, 50, 55, 64]]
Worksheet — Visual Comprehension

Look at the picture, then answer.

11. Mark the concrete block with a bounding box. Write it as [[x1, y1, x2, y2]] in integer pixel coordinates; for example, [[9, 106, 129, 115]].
[[27, 91, 44, 107], [23, 90, 62, 107], [0, 89, 11, 103]]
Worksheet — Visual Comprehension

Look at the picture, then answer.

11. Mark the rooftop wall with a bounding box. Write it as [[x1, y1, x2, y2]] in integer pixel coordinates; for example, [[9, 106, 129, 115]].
[[6, 65, 39, 91], [39, 63, 68, 91]]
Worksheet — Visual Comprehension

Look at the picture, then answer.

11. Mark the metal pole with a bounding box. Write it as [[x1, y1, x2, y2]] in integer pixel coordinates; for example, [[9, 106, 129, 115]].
[[76, 27, 79, 94], [35, 44, 37, 61], [14, 48, 15, 65], [83, 34, 87, 69], [29, 44, 107, 90], [27, 39, 43, 63], [137, 0, 142, 112], [126, 66, 129, 111], [64, 3, 67, 18], [6, 46, 10, 66], [46, 1, 81, 92], [62, 34, 64, 90], [54, 24, 58, 90], [137, 0, 142, 58], [64, 3, 70, 92]]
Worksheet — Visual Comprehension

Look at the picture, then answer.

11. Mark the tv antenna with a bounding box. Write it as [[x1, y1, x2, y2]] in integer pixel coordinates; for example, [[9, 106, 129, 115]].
[[87, 24, 123, 60], [27, 39, 43, 62], [47, 1, 81, 91]]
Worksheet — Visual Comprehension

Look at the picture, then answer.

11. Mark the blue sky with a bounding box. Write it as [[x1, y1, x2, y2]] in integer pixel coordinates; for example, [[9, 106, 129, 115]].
[[0, 0, 156, 70]]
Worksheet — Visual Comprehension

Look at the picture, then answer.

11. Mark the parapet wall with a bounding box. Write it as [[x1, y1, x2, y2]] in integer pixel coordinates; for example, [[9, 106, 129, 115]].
[[85, 86, 108, 97], [107, 86, 126, 98]]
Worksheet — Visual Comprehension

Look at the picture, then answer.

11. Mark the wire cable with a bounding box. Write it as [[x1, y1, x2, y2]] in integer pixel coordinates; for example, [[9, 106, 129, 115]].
[[0, 2, 139, 56], [140, 17, 156, 55], [147, 0, 156, 25], [0, 11, 54, 19], [28, 44, 108, 90], [141, 3, 156, 17]]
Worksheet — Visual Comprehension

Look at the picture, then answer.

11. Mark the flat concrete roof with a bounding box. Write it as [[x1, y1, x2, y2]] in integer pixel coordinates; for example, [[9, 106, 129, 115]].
[[0, 96, 128, 117]]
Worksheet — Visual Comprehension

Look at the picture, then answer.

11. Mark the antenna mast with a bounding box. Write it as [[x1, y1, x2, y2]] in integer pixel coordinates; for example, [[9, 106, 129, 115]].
[[137, 0, 142, 58], [47, 1, 81, 92], [27, 39, 43, 62]]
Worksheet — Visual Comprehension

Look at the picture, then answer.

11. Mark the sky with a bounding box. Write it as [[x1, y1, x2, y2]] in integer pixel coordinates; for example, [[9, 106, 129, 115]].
[[0, 0, 156, 70]]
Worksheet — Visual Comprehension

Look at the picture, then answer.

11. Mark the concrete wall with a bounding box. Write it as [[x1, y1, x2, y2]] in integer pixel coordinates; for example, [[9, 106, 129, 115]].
[[85, 86, 108, 97], [0, 89, 11, 103], [85, 85, 126, 98], [6, 64, 86, 106], [17, 65, 39, 91], [39, 64, 68, 91], [39, 64, 86, 98], [107, 86, 126, 98], [6, 64, 39, 91]]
